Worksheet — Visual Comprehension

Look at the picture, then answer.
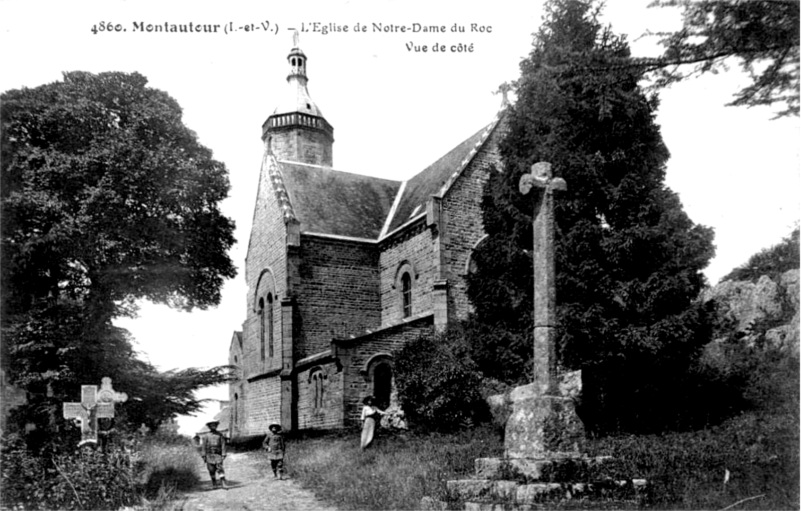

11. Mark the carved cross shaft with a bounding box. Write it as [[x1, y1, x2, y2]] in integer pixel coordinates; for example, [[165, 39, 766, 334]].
[[63, 377, 127, 447], [519, 162, 567, 395]]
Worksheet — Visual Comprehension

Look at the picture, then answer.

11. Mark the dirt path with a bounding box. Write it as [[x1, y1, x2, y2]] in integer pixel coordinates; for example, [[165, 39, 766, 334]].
[[179, 452, 338, 511]]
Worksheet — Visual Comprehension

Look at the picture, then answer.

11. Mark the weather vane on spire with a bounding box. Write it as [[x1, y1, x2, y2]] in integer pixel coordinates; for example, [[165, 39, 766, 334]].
[[293, 30, 299, 48]]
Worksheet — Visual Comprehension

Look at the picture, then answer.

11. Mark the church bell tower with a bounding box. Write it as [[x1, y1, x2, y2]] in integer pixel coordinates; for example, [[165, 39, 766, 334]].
[[262, 32, 334, 167]]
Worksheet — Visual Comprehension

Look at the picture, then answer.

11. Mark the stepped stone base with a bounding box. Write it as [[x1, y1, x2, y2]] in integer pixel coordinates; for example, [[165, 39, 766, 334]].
[[474, 455, 629, 482], [421, 383, 647, 510], [447, 478, 647, 504], [432, 456, 648, 510]]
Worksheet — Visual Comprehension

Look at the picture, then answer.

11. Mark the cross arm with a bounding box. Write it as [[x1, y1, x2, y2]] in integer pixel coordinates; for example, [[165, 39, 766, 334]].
[[63, 403, 88, 420], [96, 402, 116, 419]]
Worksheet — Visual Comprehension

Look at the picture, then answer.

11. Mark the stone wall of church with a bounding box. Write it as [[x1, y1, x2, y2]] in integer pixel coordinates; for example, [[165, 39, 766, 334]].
[[243, 163, 289, 381], [230, 381, 246, 439], [235, 158, 292, 439], [243, 376, 282, 436], [378, 222, 438, 326], [296, 361, 344, 430], [440, 124, 504, 321], [228, 334, 245, 438], [337, 315, 434, 427], [268, 128, 333, 167], [294, 235, 381, 359]]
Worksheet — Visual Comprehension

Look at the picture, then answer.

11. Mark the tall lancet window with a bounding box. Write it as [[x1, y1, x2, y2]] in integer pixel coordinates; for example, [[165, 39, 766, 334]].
[[401, 272, 412, 318], [259, 297, 266, 361], [267, 293, 274, 358]]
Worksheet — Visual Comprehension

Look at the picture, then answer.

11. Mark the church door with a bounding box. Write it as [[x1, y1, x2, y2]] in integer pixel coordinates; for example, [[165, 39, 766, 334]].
[[373, 363, 392, 410]]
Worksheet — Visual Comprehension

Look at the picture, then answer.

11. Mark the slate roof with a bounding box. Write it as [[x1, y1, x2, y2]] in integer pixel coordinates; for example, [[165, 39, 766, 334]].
[[268, 115, 502, 241], [385, 122, 496, 233], [279, 162, 401, 239]]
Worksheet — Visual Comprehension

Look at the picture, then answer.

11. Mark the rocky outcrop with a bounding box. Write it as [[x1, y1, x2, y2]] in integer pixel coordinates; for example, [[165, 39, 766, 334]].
[[704, 268, 799, 356]]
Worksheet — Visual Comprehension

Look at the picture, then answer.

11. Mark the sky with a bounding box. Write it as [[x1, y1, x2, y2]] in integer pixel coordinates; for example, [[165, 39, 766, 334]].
[[2, 0, 798, 435]]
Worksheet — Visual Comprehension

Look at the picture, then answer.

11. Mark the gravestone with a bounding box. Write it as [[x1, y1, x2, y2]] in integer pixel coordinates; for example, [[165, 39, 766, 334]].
[[63, 377, 127, 447], [505, 162, 584, 459]]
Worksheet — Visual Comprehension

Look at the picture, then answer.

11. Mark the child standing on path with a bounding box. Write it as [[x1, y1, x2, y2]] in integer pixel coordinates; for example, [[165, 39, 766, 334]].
[[263, 424, 286, 479]]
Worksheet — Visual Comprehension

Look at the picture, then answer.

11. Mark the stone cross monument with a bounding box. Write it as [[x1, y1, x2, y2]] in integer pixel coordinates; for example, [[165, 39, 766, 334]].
[[63, 377, 128, 447], [441, 164, 645, 507], [519, 161, 566, 395], [505, 162, 584, 459]]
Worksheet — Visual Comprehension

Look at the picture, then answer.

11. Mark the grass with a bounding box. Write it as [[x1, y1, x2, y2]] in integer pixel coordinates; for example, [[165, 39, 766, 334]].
[[135, 435, 200, 510], [588, 409, 799, 510], [137, 436, 201, 496], [276, 407, 798, 511], [281, 425, 503, 510]]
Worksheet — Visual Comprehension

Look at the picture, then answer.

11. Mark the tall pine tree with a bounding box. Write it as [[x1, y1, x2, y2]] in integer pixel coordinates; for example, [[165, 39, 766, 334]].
[[467, 0, 716, 433]]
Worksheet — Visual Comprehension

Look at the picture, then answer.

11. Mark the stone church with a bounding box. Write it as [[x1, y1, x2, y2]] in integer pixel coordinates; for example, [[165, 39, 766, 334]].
[[228, 37, 507, 438]]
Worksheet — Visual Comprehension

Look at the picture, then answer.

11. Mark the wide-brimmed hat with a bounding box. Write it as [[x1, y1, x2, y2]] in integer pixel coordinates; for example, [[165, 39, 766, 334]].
[[206, 420, 220, 428], [268, 423, 282, 432], [362, 395, 374, 405]]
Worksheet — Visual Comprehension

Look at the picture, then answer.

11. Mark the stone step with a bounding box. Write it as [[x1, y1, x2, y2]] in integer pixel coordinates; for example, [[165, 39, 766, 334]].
[[462, 498, 643, 511], [447, 478, 647, 506], [474, 456, 629, 482]]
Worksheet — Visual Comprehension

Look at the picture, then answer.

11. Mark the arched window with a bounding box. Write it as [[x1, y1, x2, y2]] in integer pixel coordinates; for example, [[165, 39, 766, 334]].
[[310, 368, 325, 410], [401, 272, 412, 318], [267, 294, 274, 358], [258, 298, 266, 360]]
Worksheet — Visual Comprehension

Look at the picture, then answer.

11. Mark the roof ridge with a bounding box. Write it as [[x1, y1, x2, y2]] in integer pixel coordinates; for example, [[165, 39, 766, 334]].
[[435, 108, 505, 199], [266, 154, 297, 223], [379, 179, 407, 239]]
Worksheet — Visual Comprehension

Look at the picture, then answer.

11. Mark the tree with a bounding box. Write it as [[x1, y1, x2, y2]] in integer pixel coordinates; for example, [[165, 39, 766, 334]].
[[721, 226, 800, 283], [648, 0, 800, 117], [1, 71, 236, 439], [467, 0, 717, 433], [1, 71, 236, 316]]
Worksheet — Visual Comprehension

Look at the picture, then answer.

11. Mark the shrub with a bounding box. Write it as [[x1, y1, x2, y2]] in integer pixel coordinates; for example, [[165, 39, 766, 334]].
[[586, 408, 799, 510], [722, 227, 799, 284], [0, 434, 139, 510], [394, 326, 488, 432], [0, 432, 201, 510]]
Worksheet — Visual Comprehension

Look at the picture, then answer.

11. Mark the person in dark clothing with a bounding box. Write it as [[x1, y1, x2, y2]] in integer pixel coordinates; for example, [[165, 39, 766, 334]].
[[262, 423, 286, 479], [200, 420, 227, 489]]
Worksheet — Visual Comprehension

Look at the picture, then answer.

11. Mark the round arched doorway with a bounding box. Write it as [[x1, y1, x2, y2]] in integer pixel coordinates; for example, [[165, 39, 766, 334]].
[[373, 362, 393, 410]]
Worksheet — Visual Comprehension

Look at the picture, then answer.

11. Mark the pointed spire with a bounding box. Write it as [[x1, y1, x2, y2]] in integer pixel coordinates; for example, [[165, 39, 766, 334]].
[[287, 31, 307, 85]]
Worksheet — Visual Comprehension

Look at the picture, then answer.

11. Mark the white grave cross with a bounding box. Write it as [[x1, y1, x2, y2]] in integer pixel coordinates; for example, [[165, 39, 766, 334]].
[[63, 377, 127, 446]]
